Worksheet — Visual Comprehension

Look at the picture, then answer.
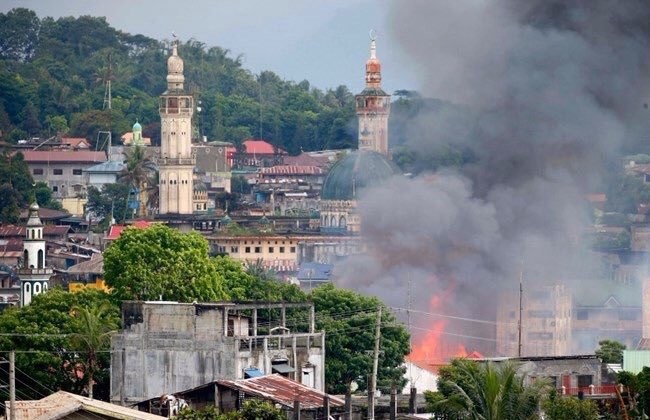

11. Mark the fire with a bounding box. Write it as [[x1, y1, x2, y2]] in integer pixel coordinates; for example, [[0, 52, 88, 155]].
[[408, 282, 478, 363]]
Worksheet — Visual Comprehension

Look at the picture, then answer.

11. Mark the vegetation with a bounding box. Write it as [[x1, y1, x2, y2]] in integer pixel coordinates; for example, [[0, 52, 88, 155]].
[[424, 358, 545, 420], [543, 390, 599, 420], [176, 399, 284, 420], [595, 339, 626, 364], [618, 368, 650, 418], [103, 224, 229, 302], [0, 8, 359, 154], [0, 289, 118, 400], [118, 144, 156, 217], [310, 283, 409, 394]]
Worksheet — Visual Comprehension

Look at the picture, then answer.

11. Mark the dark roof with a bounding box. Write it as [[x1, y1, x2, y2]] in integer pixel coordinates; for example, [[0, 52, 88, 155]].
[[19, 207, 70, 221], [320, 150, 399, 200], [297, 262, 333, 281], [357, 87, 389, 97], [0, 225, 70, 238]]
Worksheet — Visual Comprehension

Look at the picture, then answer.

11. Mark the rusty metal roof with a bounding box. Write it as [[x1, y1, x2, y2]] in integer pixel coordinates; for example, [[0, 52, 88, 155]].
[[217, 374, 344, 410]]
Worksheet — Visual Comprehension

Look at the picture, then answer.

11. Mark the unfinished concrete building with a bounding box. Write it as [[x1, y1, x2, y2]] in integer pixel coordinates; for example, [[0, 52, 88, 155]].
[[110, 301, 325, 406]]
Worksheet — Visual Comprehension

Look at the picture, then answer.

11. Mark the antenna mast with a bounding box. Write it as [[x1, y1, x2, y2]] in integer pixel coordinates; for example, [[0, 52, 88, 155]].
[[518, 269, 523, 357], [101, 51, 113, 158]]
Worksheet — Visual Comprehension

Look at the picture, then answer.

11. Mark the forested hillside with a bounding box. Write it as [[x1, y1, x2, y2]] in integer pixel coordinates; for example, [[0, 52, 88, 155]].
[[0, 8, 359, 154]]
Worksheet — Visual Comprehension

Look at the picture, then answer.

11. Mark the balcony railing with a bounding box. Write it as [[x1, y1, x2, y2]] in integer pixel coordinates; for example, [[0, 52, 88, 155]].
[[159, 157, 195, 166], [559, 385, 618, 397]]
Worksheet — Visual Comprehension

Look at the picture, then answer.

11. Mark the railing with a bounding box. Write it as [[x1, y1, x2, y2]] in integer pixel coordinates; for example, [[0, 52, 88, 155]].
[[159, 157, 195, 166], [17, 268, 53, 275], [236, 333, 323, 352], [559, 385, 619, 396]]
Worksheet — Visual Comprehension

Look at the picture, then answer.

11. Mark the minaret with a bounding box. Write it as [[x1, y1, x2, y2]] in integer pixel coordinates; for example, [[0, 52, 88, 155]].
[[19, 202, 51, 306], [132, 120, 143, 146], [355, 33, 390, 156], [159, 40, 195, 214]]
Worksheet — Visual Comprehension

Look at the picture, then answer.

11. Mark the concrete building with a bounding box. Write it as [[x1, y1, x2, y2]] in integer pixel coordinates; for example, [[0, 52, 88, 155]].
[[18, 203, 52, 306], [158, 41, 195, 215], [85, 160, 125, 190], [21, 150, 107, 198], [110, 301, 325, 406], [496, 284, 572, 357]]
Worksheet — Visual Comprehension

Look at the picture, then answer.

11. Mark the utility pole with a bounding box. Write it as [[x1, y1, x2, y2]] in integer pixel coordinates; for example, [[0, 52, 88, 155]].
[[9, 350, 15, 420], [368, 307, 381, 420], [518, 271, 524, 358]]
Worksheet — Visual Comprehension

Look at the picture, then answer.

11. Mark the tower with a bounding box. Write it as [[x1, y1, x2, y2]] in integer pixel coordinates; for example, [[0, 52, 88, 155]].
[[159, 40, 195, 214], [19, 202, 51, 306], [355, 34, 390, 156], [132, 120, 142, 146]]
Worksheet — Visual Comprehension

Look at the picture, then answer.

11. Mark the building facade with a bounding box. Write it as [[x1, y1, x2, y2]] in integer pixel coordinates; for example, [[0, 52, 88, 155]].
[[110, 301, 325, 406], [159, 41, 195, 215]]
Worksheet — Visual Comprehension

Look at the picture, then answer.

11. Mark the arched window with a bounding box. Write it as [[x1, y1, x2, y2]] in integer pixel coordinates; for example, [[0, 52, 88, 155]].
[[339, 216, 347, 229], [24, 283, 31, 295], [37, 249, 44, 269], [34, 283, 41, 295], [31, 229, 34, 239], [43, 283, 48, 290], [38, 229, 41, 239], [23, 250, 28, 267], [330, 216, 337, 228]]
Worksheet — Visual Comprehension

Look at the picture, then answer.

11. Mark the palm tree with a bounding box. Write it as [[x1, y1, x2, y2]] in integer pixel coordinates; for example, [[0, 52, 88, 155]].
[[69, 303, 118, 399], [118, 144, 156, 218], [434, 359, 546, 420]]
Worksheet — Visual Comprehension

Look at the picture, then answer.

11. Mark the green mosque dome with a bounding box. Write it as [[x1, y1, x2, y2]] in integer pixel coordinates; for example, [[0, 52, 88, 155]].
[[320, 150, 399, 201], [133, 121, 142, 131]]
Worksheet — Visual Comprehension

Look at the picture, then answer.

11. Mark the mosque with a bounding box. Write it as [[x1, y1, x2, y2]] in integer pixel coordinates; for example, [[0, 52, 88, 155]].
[[319, 36, 400, 234]]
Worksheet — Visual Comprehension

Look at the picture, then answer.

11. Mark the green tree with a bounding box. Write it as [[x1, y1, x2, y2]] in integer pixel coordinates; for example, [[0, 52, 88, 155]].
[[69, 302, 119, 399], [0, 149, 34, 222], [542, 390, 598, 420], [595, 339, 626, 364], [103, 224, 229, 302], [86, 183, 130, 226], [309, 284, 409, 394], [33, 181, 62, 210], [0, 8, 40, 61], [426, 358, 545, 420], [0, 289, 118, 400], [176, 399, 283, 420], [118, 144, 155, 217]]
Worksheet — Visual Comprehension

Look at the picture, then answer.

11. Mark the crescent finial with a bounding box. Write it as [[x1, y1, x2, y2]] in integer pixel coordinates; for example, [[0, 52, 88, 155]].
[[369, 29, 377, 41]]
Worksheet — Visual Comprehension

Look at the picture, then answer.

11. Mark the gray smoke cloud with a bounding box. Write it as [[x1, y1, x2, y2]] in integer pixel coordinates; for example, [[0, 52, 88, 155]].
[[334, 0, 650, 355]]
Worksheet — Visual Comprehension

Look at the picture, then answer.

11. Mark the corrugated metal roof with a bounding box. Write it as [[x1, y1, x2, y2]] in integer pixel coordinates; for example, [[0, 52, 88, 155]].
[[21, 150, 107, 163], [217, 374, 344, 410], [623, 350, 650, 374], [0, 225, 70, 238], [259, 165, 324, 175]]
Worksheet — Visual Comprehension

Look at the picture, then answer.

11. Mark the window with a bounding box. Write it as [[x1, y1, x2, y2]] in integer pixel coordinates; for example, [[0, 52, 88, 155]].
[[279, 247, 285, 253], [254, 247, 261, 253], [576, 310, 589, 320], [528, 310, 554, 318], [290, 246, 296, 253], [245, 247, 251, 253], [52, 186, 58, 192], [269, 247, 274, 253], [548, 376, 558, 388], [619, 310, 637, 321], [72, 169, 82, 175], [577, 375, 593, 387], [53, 169, 63, 175], [33, 168, 43, 175], [230, 246, 239, 253]]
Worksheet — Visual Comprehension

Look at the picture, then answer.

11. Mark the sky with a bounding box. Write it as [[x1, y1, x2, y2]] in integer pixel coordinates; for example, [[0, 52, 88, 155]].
[[0, 0, 419, 93]]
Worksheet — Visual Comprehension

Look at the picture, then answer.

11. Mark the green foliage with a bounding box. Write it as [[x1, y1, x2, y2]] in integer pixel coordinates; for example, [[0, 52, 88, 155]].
[[429, 358, 545, 420], [0, 288, 119, 400], [590, 230, 630, 251], [176, 399, 283, 420], [0, 149, 34, 222], [595, 340, 626, 364], [33, 181, 62, 210], [604, 173, 650, 214], [104, 224, 229, 302], [543, 390, 598, 420], [0, 8, 357, 153], [86, 183, 130, 226], [310, 283, 409, 394]]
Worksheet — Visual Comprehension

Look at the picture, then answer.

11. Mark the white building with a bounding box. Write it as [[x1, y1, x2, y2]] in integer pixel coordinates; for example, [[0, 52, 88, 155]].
[[18, 203, 52, 306]]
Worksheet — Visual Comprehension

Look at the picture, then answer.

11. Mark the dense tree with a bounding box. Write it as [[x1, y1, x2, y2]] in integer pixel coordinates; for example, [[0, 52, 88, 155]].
[[0, 8, 40, 61], [309, 284, 409, 394], [595, 339, 626, 364], [425, 358, 545, 420], [542, 391, 599, 420], [0, 149, 35, 222], [103, 224, 229, 302], [85, 183, 130, 226], [176, 399, 283, 420], [118, 144, 156, 217], [0, 289, 118, 401]]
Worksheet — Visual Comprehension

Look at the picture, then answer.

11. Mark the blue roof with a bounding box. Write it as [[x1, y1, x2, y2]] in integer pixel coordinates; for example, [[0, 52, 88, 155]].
[[297, 262, 333, 281], [243, 367, 264, 378], [85, 160, 125, 173]]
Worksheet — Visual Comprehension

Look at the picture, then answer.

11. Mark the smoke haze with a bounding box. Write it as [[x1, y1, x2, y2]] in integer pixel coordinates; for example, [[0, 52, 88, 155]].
[[334, 1, 650, 354]]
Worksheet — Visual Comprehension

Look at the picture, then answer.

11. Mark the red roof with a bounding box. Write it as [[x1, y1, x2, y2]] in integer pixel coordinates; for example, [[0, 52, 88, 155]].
[[106, 220, 152, 240], [242, 139, 285, 155], [21, 150, 107, 163], [258, 165, 323, 176]]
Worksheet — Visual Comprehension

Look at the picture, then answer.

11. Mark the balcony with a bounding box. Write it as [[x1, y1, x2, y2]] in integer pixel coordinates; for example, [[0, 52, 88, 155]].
[[159, 157, 195, 166], [560, 385, 618, 397], [17, 268, 53, 275]]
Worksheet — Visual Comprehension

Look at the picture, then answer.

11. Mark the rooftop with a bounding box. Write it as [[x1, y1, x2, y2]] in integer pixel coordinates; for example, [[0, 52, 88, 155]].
[[20, 150, 107, 163]]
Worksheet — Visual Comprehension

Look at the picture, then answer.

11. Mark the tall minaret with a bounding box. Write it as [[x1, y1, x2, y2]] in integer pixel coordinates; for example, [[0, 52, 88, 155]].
[[159, 40, 195, 215], [355, 33, 390, 156], [19, 202, 51, 306]]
